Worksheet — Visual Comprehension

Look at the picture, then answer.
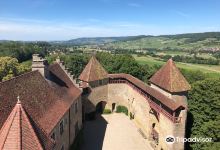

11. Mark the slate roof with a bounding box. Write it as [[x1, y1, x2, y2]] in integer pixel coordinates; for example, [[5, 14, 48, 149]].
[[149, 59, 191, 93], [79, 56, 108, 82], [0, 100, 54, 150], [109, 73, 182, 110]]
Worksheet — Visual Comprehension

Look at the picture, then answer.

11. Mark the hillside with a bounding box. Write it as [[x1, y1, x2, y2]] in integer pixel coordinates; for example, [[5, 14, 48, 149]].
[[102, 32, 220, 51], [59, 35, 147, 45]]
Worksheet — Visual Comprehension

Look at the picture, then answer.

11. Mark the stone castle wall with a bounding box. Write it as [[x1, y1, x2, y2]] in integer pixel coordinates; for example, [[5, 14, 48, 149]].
[[84, 84, 108, 113], [108, 84, 151, 135], [86, 83, 187, 150]]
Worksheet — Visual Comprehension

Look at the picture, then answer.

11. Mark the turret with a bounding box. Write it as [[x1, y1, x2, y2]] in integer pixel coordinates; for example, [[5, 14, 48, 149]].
[[149, 59, 191, 107]]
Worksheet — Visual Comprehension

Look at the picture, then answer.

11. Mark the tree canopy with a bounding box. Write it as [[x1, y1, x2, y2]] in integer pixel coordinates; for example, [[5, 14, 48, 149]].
[[0, 57, 30, 81], [187, 78, 220, 150]]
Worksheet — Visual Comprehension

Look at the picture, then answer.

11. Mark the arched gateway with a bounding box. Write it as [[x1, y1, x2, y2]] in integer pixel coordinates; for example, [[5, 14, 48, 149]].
[[78, 56, 190, 150]]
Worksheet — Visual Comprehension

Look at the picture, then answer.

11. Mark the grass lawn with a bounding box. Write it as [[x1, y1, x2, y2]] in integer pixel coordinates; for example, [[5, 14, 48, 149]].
[[134, 55, 220, 77], [157, 50, 188, 56]]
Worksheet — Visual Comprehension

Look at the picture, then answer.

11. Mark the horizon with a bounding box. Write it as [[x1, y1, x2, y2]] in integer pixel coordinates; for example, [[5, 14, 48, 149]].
[[0, 0, 220, 41], [1, 32, 220, 42]]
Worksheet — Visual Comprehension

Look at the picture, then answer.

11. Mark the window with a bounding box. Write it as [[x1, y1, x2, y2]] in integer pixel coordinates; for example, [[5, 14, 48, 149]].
[[51, 132, 56, 141], [75, 122, 79, 137], [65, 118, 68, 125], [60, 120, 64, 135], [61, 145, 64, 150], [75, 101, 78, 114], [99, 80, 102, 85]]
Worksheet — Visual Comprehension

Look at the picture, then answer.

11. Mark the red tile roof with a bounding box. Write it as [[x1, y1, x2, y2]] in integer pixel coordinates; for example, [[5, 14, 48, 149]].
[[149, 59, 191, 93], [0, 100, 54, 150], [48, 63, 82, 103], [79, 56, 108, 82], [109, 73, 182, 110], [0, 63, 81, 135]]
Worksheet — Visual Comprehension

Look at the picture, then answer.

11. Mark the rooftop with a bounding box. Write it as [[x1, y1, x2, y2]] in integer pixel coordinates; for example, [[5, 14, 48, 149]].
[[0, 99, 54, 150], [79, 56, 108, 82], [149, 59, 191, 93], [0, 62, 81, 134]]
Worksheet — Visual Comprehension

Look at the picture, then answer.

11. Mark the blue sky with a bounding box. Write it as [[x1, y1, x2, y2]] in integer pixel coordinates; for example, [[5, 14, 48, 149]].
[[0, 0, 220, 40]]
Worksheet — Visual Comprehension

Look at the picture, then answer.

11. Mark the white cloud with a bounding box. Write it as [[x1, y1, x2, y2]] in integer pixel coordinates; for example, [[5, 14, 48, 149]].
[[128, 3, 141, 8], [0, 17, 219, 41], [174, 10, 190, 18]]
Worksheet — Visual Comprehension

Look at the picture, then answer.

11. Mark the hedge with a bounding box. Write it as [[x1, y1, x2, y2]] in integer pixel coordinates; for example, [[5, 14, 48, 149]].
[[116, 105, 128, 116]]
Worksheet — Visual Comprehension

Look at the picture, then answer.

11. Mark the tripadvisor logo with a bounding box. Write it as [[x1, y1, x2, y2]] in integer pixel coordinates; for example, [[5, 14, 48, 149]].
[[165, 135, 213, 144], [165, 135, 175, 144]]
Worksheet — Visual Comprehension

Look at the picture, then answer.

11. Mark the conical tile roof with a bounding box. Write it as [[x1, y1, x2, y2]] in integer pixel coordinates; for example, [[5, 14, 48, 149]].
[[79, 56, 108, 82], [0, 99, 48, 150], [150, 59, 191, 92]]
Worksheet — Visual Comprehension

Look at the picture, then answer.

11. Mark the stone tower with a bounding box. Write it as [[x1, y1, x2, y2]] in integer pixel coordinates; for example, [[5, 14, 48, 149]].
[[78, 56, 109, 115], [149, 59, 191, 150], [149, 59, 191, 107]]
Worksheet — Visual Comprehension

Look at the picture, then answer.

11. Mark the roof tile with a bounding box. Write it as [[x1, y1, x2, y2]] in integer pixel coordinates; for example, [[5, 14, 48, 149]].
[[79, 56, 108, 82], [149, 59, 191, 92], [0, 100, 54, 150]]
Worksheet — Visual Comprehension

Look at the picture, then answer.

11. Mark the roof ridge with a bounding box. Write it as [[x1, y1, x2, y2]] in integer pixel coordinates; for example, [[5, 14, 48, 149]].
[[79, 56, 108, 82], [0, 101, 43, 150], [88, 56, 95, 81], [169, 59, 173, 92], [20, 104, 43, 150], [0, 106, 17, 149], [0, 70, 38, 85], [149, 59, 190, 92]]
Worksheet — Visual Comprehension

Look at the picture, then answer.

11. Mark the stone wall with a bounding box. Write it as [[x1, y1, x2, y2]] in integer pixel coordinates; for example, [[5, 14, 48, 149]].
[[70, 97, 83, 145], [108, 83, 187, 150], [50, 112, 70, 150], [84, 84, 108, 113], [50, 96, 82, 150], [108, 84, 151, 137]]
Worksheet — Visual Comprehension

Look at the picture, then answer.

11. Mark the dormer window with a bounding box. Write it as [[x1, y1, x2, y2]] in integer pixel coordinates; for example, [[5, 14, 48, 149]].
[[51, 132, 56, 141]]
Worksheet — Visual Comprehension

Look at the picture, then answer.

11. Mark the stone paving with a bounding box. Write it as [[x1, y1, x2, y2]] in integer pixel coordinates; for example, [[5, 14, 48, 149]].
[[81, 113, 153, 150]]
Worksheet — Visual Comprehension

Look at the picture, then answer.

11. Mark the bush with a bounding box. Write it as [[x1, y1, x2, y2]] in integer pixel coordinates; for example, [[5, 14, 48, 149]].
[[116, 105, 128, 116], [103, 109, 111, 114]]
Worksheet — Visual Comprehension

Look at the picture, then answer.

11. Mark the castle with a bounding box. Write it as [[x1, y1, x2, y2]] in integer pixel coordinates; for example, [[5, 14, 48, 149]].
[[0, 54, 190, 150]]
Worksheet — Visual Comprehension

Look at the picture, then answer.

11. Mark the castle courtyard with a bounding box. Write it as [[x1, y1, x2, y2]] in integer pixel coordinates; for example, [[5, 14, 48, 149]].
[[81, 113, 153, 150]]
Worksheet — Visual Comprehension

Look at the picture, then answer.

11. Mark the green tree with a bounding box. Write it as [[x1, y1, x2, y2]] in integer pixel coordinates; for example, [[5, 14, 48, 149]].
[[187, 78, 220, 150], [0, 57, 30, 81]]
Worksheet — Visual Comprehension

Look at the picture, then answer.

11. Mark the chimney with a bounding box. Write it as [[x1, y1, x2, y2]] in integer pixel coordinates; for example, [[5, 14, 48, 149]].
[[32, 54, 48, 77], [56, 56, 60, 63]]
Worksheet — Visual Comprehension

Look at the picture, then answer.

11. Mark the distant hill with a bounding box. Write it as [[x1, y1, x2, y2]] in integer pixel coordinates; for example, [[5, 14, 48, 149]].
[[102, 32, 220, 51], [52, 35, 148, 45]]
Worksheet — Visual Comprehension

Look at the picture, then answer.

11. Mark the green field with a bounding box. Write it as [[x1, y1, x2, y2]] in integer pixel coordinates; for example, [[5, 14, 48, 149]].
[[105, 35, 220, 51], [134, 55, 220, 77]]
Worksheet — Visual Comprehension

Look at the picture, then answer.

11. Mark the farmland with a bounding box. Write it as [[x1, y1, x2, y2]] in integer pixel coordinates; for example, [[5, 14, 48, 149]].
[[133, 55, 220, 77]]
